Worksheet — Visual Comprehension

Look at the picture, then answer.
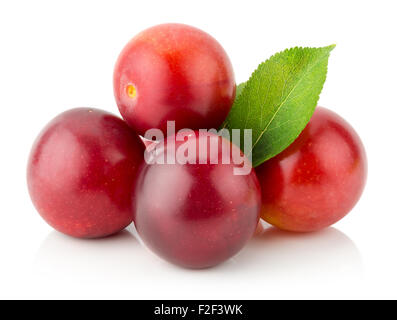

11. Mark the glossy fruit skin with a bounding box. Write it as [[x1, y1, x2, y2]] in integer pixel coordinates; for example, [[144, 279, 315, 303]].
[[27, 108, 144, 238], [134, 131, 261, 268], [113, 23, 236, 136], [256, 107, 367, 232]]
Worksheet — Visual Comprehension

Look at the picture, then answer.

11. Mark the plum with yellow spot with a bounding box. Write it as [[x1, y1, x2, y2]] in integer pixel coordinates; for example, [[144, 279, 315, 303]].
[[113, 23, 236, 136]]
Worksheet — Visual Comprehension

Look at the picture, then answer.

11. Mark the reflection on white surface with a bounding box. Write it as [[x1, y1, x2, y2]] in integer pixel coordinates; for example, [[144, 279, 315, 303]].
[[33, 223, 363, 299], [229, 222, 363, 278], [34, 226, 149, 283]]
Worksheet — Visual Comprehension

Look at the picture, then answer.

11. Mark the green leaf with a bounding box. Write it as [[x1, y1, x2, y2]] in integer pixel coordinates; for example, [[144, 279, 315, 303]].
[[223, 45, 335, 167], [220, 82, 246, 129], [235, 81, 246, 98]]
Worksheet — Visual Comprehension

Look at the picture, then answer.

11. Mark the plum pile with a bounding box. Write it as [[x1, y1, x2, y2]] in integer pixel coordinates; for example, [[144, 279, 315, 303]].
[[27, 23, 367, 268]]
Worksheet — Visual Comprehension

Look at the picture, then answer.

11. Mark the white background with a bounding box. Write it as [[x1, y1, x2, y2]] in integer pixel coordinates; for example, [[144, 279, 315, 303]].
[[0, 0, 396, 299]]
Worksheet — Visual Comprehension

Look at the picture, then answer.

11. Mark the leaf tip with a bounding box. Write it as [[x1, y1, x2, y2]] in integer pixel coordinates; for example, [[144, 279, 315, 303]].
[[327, 44, 336, 51]]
